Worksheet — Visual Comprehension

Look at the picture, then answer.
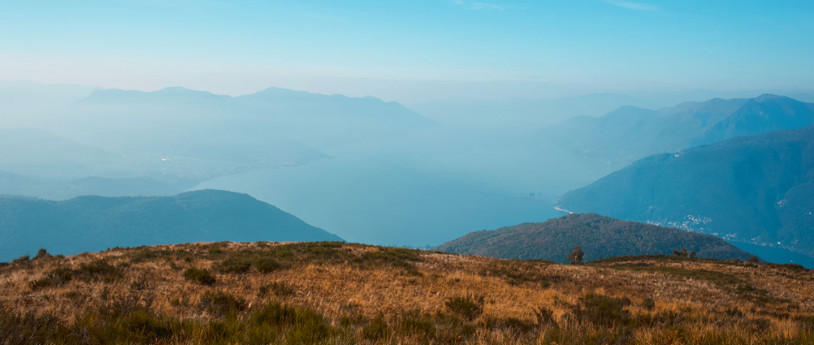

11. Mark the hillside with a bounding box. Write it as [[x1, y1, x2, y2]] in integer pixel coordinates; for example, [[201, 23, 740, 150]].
[[1, 242, 812, 344], [540, 94, 814, 168], [433, 214, 752, 263], [0, 190, 340, 261], [0, 170, 192, 200], [557, 126, 814, 263]]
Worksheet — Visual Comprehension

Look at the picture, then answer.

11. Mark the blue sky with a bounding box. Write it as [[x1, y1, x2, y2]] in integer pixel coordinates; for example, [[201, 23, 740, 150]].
[[1, 0, 812, 101]]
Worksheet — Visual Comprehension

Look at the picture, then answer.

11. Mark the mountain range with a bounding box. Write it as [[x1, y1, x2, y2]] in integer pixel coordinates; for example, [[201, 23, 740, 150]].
[[434, 213, 752, 263], [558, 126, 814, 264], [0, 189, 341, 261], [541, 94, 814, 168]]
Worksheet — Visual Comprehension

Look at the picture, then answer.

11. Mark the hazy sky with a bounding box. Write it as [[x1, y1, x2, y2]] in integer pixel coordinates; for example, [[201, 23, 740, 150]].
[[1, 0, 812, 102]]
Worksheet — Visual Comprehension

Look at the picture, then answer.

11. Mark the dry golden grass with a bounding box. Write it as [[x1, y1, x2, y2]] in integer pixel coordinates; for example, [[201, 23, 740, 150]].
[[1, 241, 812, 344]]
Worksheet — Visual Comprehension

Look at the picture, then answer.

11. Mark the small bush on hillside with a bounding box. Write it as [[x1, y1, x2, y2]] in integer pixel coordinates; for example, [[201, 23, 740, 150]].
[[199, 291, 246, 317], [11, 255, 30, 265], [571, 293, 631, 327], [445, 295, 484, 321], [362, 315, 390, 340], [33, 248, 51, 260], [77, 260, 120, 282], [29, 268, 73, 290], [183, 268, 216, 285], [218, 256, 252, 273], [399, 310, 435, 338], [253, 257, 280, 273], [249, 302, 334, 343]]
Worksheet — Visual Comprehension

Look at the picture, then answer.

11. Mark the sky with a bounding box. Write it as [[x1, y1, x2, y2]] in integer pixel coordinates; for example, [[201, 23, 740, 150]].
[[1, 0, 812, 102]]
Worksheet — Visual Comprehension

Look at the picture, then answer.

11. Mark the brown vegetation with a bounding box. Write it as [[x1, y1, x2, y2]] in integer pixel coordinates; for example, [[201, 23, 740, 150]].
[[1, 241, 812, 344]]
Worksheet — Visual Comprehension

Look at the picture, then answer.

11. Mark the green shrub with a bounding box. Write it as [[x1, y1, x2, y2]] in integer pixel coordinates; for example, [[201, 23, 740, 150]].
[[253, 257, 280, 273], [249, 302, 334, 343], [124, 308, 176, 339], [29, 268, 73, 290], [183, 268, 216, 285], [218, 256, 252, 273], [217, 253, 280, 274], [435, 313, 476, 343], [77, 260, 120, 282], [362, 315, 390, 340], [199, 291, 246, 317], [399, 310, 435, 337], [445, 295, 484, 321], [571, 293, 631, 327]]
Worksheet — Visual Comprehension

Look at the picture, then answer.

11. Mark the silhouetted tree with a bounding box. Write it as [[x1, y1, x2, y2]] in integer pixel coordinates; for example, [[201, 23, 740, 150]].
[[689, 251, 696, 259], [567, 245, 584, 264], [747, 255, 760, 265]]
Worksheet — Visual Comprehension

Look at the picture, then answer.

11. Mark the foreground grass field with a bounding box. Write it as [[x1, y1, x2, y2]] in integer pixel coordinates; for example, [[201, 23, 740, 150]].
[[1, 242, 812, 344]]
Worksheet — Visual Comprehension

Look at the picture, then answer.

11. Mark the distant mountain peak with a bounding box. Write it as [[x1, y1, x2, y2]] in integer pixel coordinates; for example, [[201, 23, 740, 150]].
[[753, 93, 788, 102], [81, 87, 227, 103]]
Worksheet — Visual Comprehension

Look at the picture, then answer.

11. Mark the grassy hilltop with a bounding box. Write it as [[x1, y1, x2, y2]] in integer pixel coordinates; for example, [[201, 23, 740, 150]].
[[1, 242, 813, 344]]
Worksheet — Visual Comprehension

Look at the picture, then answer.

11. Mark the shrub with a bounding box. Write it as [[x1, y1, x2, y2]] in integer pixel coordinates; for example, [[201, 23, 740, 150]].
[[572, 293, 631, 327], [249, 302, 333, 343], [217, 253, 280, 274], [218, 256, 252, 273], [362, 315, 390, 340], [30, 268, 73, 290], [183, 268, 216, 285], [124, 308, 176, 339], [435, 313, 476, 342], [399, 310, 435, 337], [77, 260, 120, 282], [11, 255, 30, 265], [254, 257, 280, 273], [445, 295, 484, 321], [33, 248, 51, 260], [199, 291, 246, 317]]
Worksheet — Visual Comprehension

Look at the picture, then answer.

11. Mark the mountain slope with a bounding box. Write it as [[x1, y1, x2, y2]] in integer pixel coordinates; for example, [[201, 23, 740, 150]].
[[0, 190, 341, 260], [558, 126, 814, 260], [541, 94, 814, 168], [433, 213, 751, 263], [4, 242, 810, 344]]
